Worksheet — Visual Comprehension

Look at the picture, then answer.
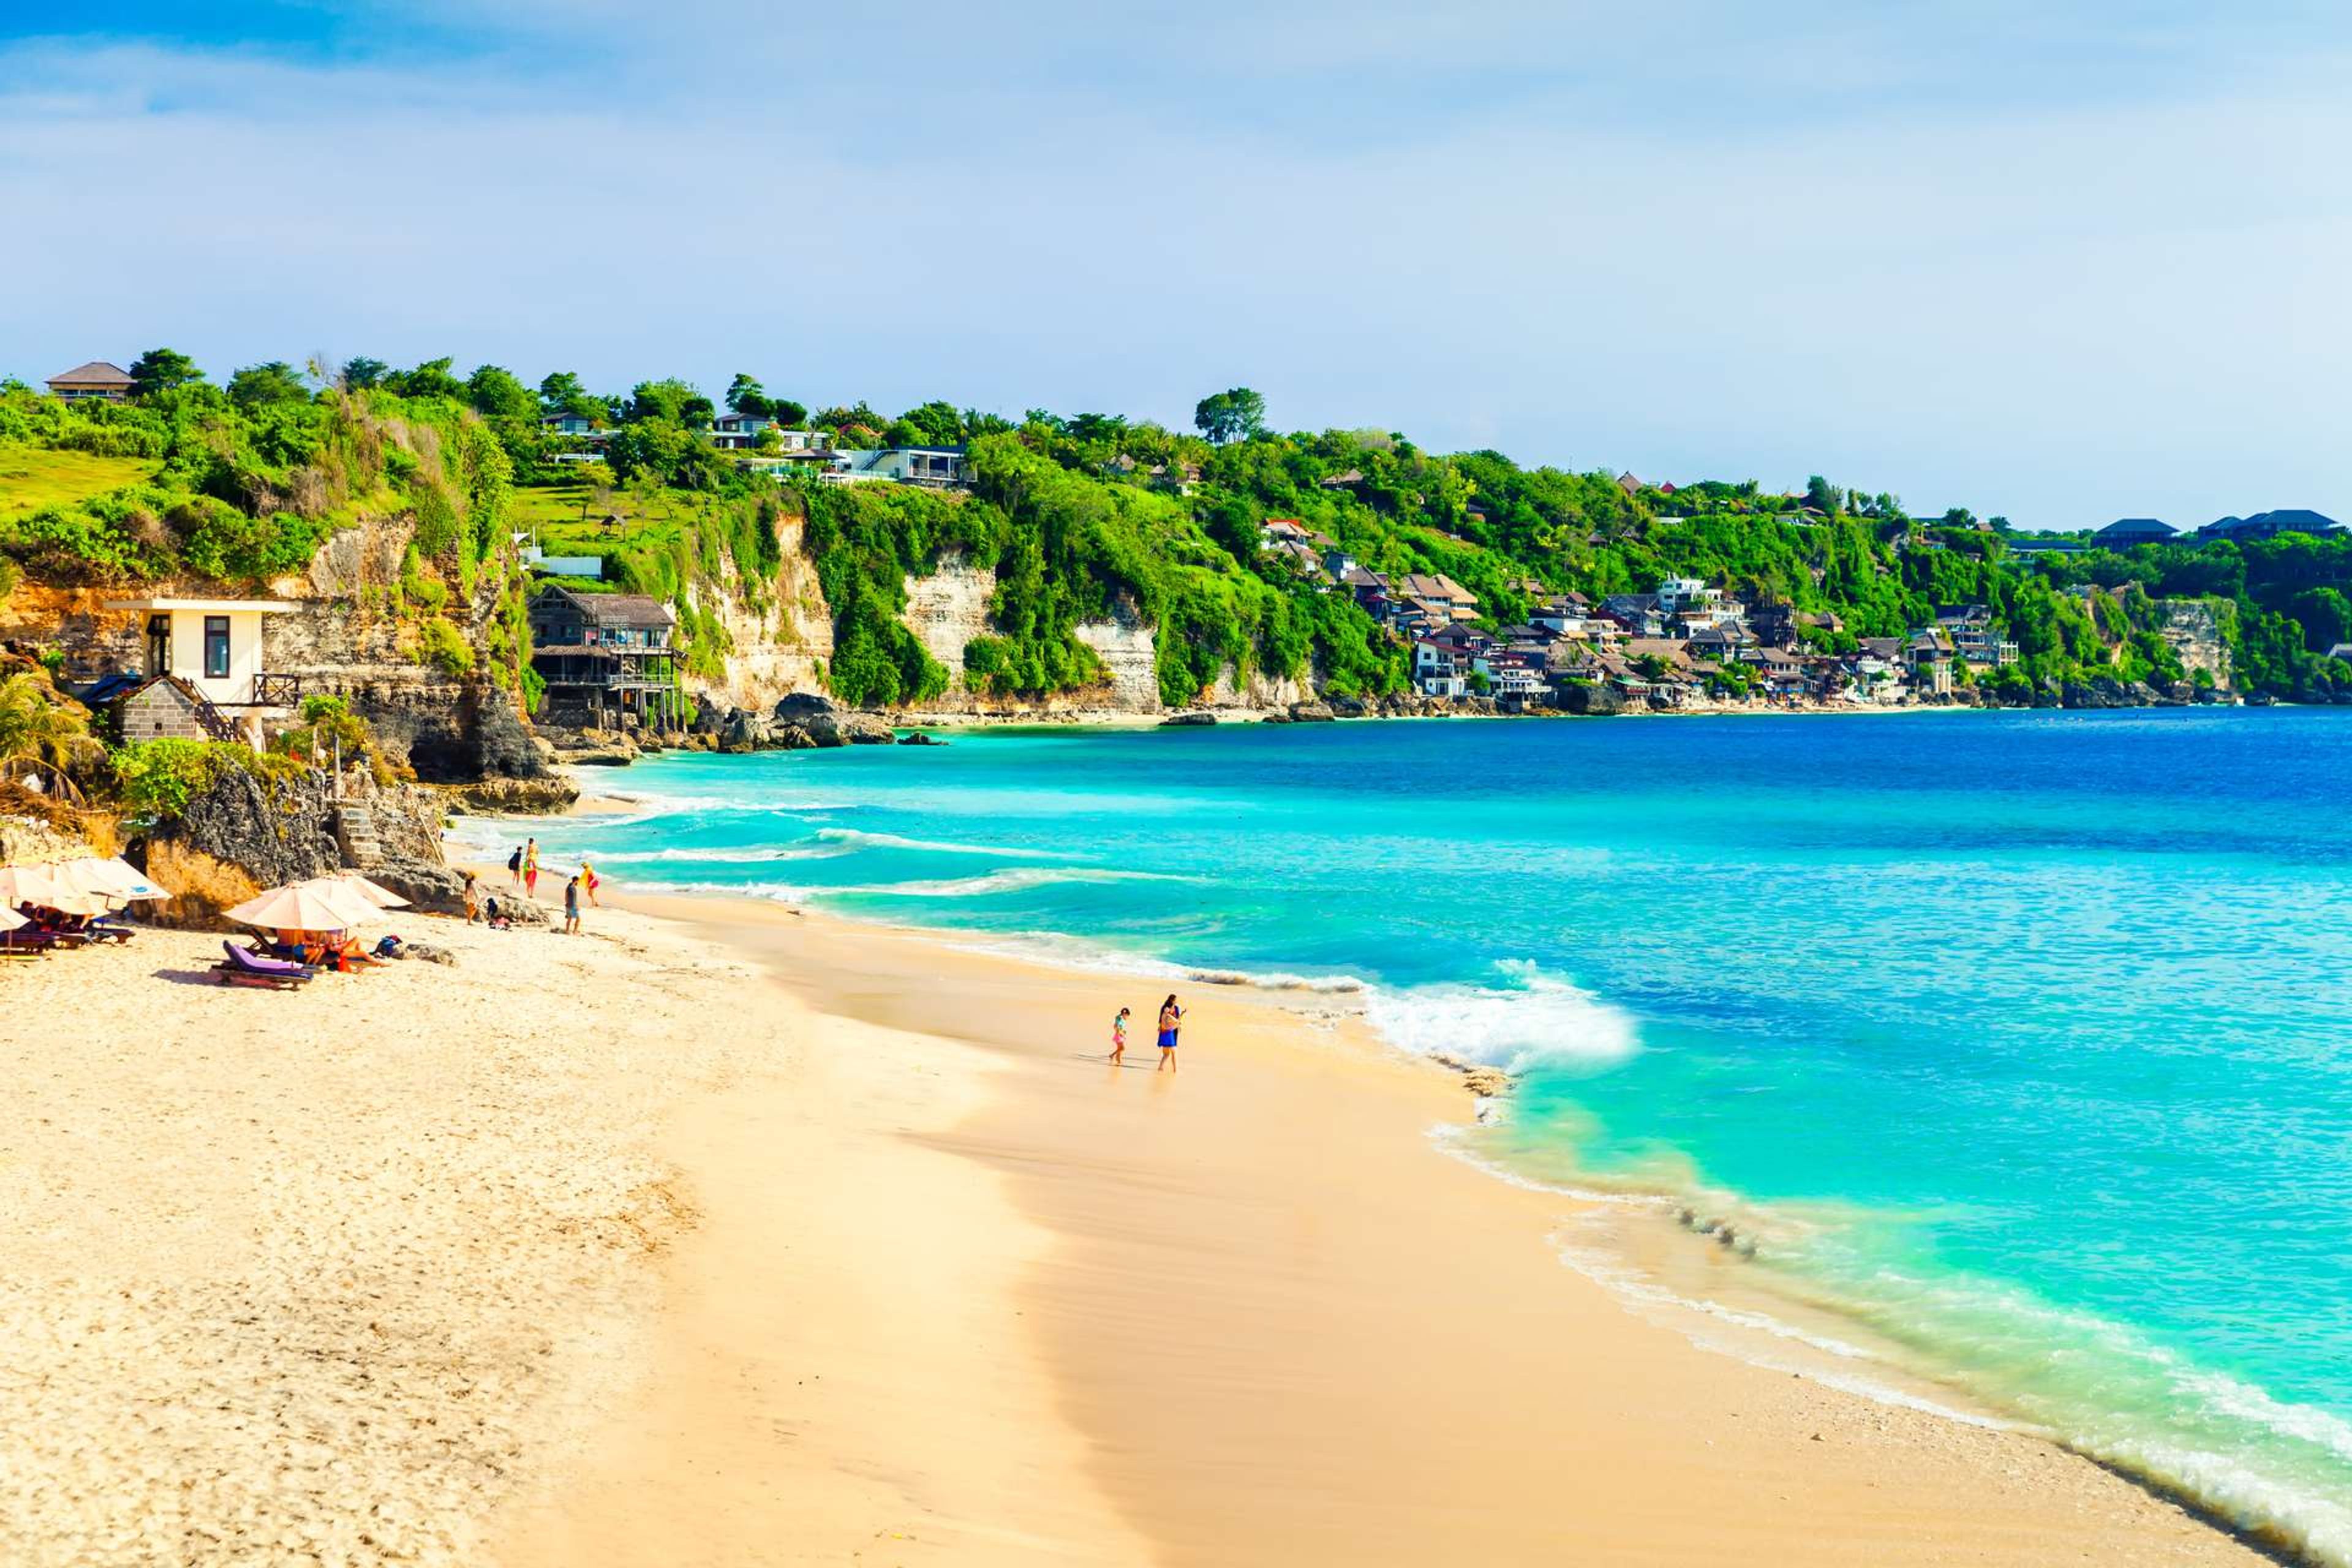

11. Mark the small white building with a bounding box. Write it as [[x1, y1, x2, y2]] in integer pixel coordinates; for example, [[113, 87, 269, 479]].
[[104, 596, 301, 731]]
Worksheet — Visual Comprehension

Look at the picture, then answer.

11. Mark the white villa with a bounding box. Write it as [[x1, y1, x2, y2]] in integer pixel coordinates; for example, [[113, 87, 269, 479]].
[[104, 596, 301, 742]]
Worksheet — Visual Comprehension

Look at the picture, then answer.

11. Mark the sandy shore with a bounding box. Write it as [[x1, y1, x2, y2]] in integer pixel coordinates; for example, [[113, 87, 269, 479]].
[[2, 894, 2275, 1566]]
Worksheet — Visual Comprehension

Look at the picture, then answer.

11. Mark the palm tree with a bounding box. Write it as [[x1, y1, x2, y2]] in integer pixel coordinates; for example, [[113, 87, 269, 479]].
[[0, 671, 98, 791]]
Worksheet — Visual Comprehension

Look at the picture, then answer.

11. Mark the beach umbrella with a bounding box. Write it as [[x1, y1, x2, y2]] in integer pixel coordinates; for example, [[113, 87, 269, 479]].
[[0, 905, 24, 931], [54, 858, 169, 902], [330, 871, 412, 910], [0, 864, 62, 907], [225, 880, 382, 932], [34, 889, 109, 918]]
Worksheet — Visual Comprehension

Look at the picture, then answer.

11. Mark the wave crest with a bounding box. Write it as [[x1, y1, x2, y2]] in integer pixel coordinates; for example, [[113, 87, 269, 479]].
[[1365, 960, 1638, 1071]]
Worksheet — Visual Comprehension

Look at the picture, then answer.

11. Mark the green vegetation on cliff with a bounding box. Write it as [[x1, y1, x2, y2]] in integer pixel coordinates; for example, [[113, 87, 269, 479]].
[[7, 353, 2351, 709]]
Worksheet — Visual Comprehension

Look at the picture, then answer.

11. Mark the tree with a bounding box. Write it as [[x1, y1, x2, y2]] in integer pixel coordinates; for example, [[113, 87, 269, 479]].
[[127, 347, 204, 399], [0, 672, 96, 779], [1803, 474, 1841, 515], [385, 357, 466, 400], [538, 370, 601, 421], [341, 356, 388, 391], [725, 374, 770, 417], [1193, 386, 1267, 445], [767, 398, 808, 427], [897, 400, 965, 446], [627, 378, 698, 424], [2291, 587, 2352, 652], [464, 364, 537, 421], [227, 361, 310, 410]]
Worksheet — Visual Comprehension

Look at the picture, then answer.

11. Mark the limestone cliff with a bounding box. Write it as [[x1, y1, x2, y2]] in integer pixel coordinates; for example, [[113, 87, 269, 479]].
[[2157, 598, 2233, 688], [689, 506, 834, 714]]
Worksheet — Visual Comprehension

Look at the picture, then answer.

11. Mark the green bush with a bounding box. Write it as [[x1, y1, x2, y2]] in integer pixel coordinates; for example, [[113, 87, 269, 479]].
[[417, 617, 475, 677]]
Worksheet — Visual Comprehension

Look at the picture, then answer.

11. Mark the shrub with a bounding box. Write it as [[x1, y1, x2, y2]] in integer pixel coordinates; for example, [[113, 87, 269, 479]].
[[417, 617, 475, 677], [110, 737, 227, 818]]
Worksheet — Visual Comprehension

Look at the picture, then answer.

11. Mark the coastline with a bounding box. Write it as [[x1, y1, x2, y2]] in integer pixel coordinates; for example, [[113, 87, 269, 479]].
[[510, 880, 2276, 1564], [1, 878, 2280, 1562]]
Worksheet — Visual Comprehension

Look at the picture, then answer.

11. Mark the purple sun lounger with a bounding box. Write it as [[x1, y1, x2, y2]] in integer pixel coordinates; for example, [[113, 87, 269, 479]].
[[216, 941, 317, 989]]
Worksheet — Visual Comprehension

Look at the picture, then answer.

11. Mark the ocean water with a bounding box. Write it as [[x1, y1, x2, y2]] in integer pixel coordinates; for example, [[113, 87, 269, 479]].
[[467, 710, 2352, 1559]]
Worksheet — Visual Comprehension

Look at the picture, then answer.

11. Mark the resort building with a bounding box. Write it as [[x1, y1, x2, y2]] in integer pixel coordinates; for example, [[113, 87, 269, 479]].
[[2096, 518, 2176, 546], [45, 361, 135, 402], [821, 447, 973, 489], [1935, 605, 2020, 667], [101, 597, 301, 741], [526, 586, 685, 731]]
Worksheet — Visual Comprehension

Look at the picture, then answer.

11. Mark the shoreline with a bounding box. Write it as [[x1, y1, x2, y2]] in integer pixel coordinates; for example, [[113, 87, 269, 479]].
[[514, 876, 2278, 1565], [4, 880, 2285, 1564]]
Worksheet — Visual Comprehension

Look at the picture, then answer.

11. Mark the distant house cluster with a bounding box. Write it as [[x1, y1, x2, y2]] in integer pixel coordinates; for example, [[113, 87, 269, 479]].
[[1250, 530, 2020, 709], [2086, 512, 2345, 547]]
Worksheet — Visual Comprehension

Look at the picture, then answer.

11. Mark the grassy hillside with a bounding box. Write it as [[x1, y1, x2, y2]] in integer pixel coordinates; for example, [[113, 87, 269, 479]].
[[0, 446, 157, 522]]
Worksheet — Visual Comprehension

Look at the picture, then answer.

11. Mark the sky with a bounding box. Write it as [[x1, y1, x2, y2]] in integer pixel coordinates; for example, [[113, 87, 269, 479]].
[[2, 1, 2346, 529]]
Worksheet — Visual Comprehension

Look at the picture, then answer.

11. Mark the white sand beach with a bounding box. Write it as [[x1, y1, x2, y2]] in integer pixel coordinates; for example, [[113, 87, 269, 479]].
[[0, 897, 2277, 1566]]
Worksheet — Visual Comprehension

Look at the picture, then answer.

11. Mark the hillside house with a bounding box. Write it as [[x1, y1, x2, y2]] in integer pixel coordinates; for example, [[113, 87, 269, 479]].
[[1396, 573, 1479, 621], [1936, 605, 2019, 667], [45, 361, 134, 402], [527, 586, 685, 731], [1906, 629, 1956, 695], [824, 447, 972, 489], [540, 412, 605, 439], [101, 596, 301, 737]]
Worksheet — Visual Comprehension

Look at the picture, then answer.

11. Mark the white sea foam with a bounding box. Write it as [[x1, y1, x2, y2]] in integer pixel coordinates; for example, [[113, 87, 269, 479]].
[[584, 844, 846, 865], [1364, 959, 1638, 1071], [837, 867, 1201, 899], [813, 826, 1088, 859]]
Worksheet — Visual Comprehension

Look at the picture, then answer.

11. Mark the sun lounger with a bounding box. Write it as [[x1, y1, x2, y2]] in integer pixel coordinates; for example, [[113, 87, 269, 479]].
[[86, 915, 135, 945], [216, 941, 316, 989]]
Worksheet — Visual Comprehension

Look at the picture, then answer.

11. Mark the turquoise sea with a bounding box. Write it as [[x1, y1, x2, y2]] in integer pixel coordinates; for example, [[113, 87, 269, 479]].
[[467, 710, 2352, 1560]]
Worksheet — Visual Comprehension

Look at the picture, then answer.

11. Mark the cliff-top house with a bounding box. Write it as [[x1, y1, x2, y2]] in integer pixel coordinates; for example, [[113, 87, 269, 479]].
[[45, 361, 135, 402]]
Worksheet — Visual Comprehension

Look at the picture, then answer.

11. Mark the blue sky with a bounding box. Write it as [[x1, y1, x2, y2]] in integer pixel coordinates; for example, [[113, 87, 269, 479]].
[[3, 2, 2346, 528]]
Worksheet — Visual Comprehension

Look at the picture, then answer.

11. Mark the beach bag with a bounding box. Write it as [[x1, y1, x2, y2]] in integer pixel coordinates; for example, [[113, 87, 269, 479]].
[[375, 935, 405, 959]]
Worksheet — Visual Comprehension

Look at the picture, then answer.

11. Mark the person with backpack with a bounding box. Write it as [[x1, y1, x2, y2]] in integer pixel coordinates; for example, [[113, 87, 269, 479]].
[[507, 845, 524, 891]]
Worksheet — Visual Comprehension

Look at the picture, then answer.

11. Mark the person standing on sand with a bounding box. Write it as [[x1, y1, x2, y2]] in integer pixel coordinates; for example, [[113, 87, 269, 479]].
[[581, 859, 602, 908], [507, 845, 523, 891], [563, 873, 582, 935], [524, 838, 540, 900], [1156, 994, 1182, 1073], [461, 871, 481, 924], [1110, 1006, 1130, 1065]]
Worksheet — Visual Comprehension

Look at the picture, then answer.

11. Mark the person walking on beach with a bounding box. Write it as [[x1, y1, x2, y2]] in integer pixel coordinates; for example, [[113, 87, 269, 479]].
[[524, 838, 540, 900], [1110, 1006, 1130, 1065], [1156, 994, 1182, 1073], [581, 858, 602, 908], [507, 844, 523, 891], [461, 870, 481, 924], [563, 873, 582, 935]]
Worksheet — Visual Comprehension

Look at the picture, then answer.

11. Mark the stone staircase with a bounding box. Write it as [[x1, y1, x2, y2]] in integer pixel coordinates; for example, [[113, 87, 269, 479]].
[[332, 803, 383, 870]]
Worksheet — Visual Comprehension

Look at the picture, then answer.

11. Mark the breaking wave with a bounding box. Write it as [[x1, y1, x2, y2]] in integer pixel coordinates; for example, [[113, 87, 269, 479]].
[[1363, 959, 1639, 1071]]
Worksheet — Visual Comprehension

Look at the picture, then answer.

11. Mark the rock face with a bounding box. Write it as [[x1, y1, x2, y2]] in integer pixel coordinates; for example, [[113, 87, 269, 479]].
[[901, 554, 997, 690], [1073, 614, 1161, 710], [1559, 682, 1627, 717], [2158, 598, 2233, 689], [1161, 711, 1216, 727], [144, 768, 344, 929], [0, 809, 104, 865], [445, 774, 581, 815], [141, 764, 466, 925], [770, 694, 893, 747], [1287, 701, 1337, 723]]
